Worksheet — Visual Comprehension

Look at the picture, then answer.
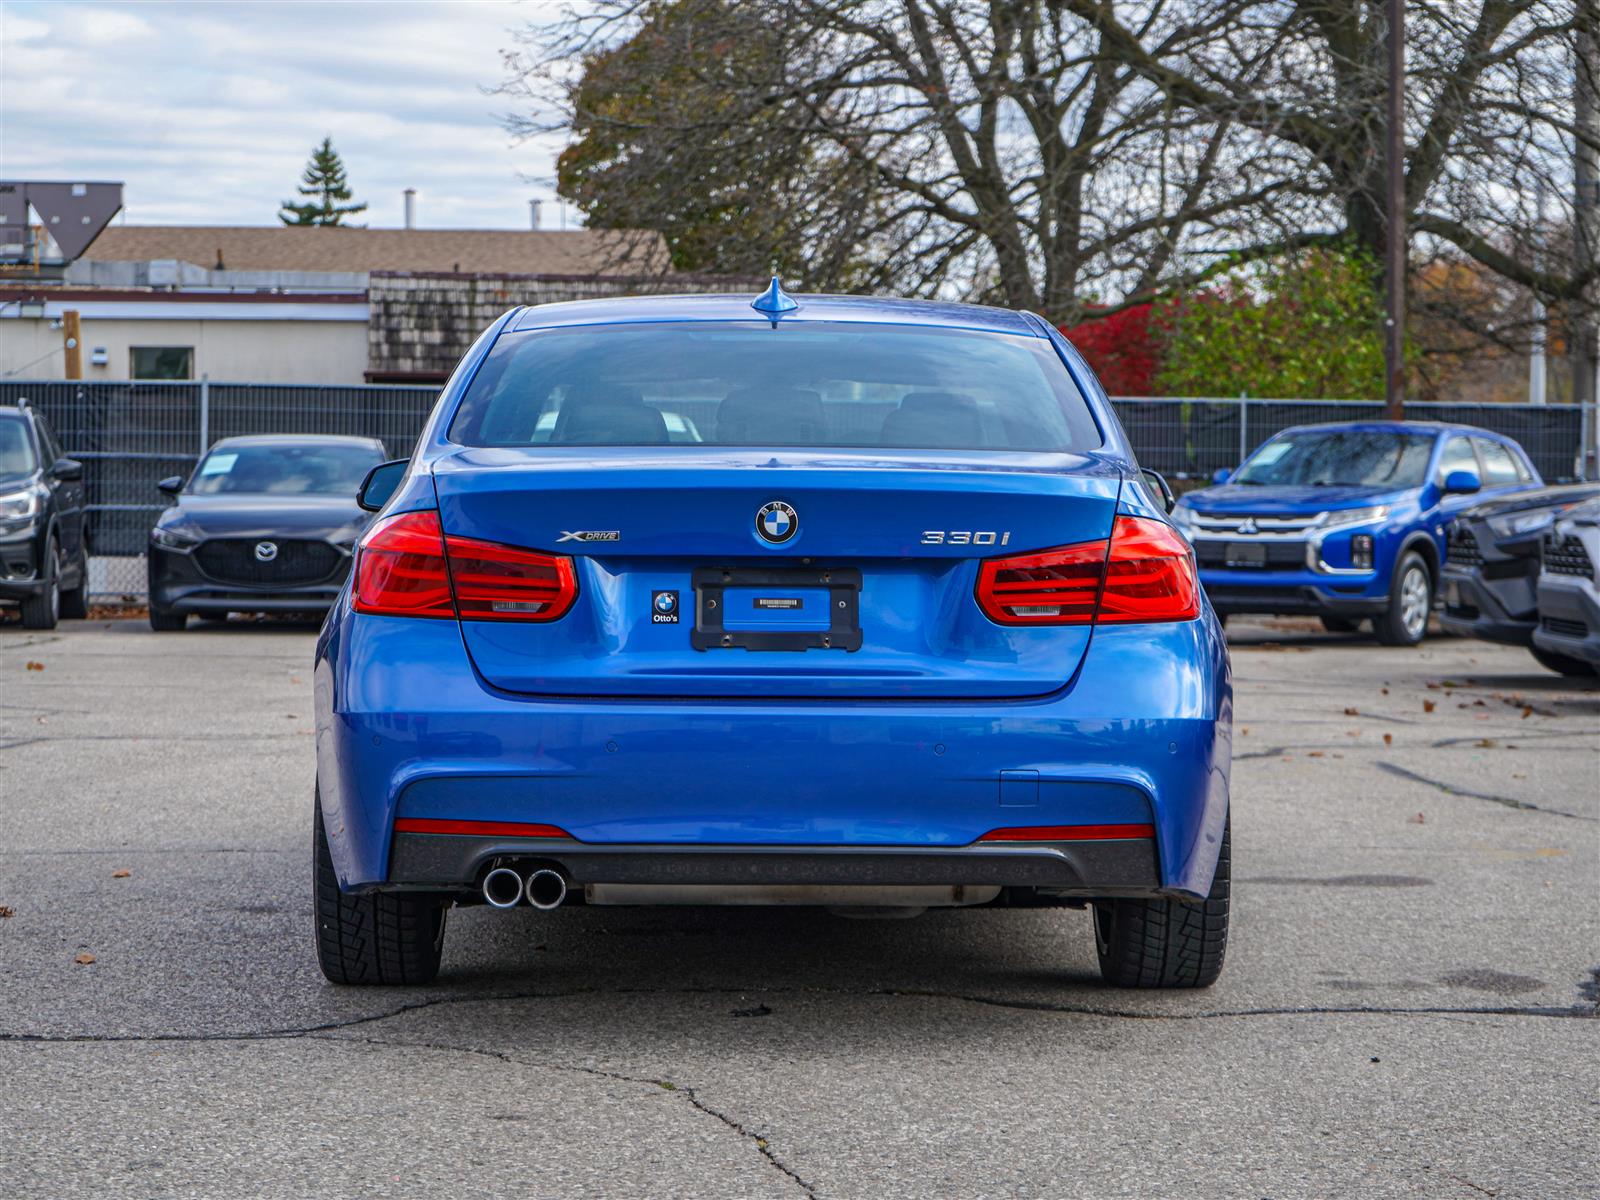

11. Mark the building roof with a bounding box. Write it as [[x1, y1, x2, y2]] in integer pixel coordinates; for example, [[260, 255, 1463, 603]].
[[81, 225, 670, 277]]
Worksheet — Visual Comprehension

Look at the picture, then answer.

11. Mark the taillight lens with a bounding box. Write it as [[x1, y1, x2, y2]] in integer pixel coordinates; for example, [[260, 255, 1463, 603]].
[[974, 541, 1104, 624], [353, 511, 455, 618], [353, 510, 577, 622], [446, 535, 577, 621], [975, 514, 1198, 626]]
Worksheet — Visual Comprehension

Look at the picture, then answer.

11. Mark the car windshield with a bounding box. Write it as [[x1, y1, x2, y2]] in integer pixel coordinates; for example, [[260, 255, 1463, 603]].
[[188, 443, 383, 496], [449, 322, 1102, 452], [1231, 430, 1435, 488], [0, 419, 36, 481]]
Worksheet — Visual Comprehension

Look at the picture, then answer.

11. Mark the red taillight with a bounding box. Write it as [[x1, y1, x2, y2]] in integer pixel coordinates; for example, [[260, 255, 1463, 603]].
[[975, 514, 1198, 626], [445, 535, 578, 622], [353, 510, 577, 622], [353, 510, 455, 618], [393, 818, 573, 838]]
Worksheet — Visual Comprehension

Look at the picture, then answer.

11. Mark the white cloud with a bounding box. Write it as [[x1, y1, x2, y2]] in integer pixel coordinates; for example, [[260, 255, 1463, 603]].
[[0, 0, 577, 229]]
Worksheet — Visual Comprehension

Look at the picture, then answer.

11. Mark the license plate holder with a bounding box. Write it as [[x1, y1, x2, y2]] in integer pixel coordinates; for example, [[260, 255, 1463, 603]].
[[692, 567, 863, 651], [1225, 542, 1268, 568]]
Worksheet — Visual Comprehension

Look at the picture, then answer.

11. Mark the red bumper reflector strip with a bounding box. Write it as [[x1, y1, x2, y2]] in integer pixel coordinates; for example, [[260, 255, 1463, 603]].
[[977, 823, 1155, 842], [393, 818, 573, 839]]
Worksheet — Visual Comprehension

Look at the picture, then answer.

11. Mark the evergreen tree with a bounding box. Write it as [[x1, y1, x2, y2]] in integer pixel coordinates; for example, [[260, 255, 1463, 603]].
[[279, 137, 367, 226]]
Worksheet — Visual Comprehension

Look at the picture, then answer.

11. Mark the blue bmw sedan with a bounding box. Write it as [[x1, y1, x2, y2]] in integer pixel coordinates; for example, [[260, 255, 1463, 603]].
[[313, 283, 1232, 989]]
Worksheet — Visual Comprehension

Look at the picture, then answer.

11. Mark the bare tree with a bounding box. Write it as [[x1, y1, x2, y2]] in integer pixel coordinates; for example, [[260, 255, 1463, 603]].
[[501, 0, 1297, 319], [1066, 0, 1591, 346], [502, 0, 1591, 345]]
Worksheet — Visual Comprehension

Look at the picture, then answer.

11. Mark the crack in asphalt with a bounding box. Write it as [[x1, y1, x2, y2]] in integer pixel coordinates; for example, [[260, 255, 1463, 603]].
[[1373, 761, 1596, 820], [307, 1032, 819, 1198], [3, 976, 1595, 1051]]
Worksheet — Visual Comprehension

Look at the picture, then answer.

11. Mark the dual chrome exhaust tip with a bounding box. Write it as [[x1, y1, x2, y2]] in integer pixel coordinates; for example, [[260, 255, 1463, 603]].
[[482, 866, 568, 910]]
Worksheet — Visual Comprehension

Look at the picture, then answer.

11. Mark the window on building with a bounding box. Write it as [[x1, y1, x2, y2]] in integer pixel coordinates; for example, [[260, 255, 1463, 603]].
[[130, 347, 194, 380]]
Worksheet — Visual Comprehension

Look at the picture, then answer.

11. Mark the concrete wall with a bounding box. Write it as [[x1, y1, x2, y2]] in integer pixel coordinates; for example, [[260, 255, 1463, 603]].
[[0, 315, 369, 383]]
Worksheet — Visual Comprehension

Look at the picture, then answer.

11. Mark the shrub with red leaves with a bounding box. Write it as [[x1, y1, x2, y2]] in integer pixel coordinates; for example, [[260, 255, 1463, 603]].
[[1059, 304, 1158, 396]]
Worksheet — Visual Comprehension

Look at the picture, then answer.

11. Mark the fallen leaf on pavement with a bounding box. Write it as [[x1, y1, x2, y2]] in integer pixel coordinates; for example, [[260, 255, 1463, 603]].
[[24, 661, 44, 671], [1380, 687, 1389, 695], [1408, 813, 1426, 824], [111, 869, 131, 879], [1344, 707, 1359, 716], [1383, 733, 1393, 745], [74, 953, 95, 965], [1308, 750, 1325, 758], [0, 905, 13, 918], [1521, 707, 1533, 719], [1423, 700, 1436, 713], [1476, 738, 1497, 748]]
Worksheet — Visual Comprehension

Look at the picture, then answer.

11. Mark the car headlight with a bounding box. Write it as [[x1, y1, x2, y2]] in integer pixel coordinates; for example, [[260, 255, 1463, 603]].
[[1322, 505, 1390, 529], [0, 489, 40, 522], [150, 526, 199, 550], [1487, 508, 1561, 540]]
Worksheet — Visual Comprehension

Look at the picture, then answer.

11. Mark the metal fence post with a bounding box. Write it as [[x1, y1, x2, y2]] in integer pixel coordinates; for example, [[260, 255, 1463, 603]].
[[198, 375, 210, 457], [1238, 394, 1249, 467]]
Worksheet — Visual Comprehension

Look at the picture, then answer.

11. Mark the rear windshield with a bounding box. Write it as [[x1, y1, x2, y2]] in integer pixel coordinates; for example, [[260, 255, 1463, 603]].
[[1232, 430, 1436, 488], [448, 322, 1101, 452], [188, 442, 383, 496]]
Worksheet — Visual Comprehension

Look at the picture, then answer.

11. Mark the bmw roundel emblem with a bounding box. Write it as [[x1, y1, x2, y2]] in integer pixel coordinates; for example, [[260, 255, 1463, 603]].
[[654, 591, 677, 614], [253, 540, 279, 563], [755, 500, 798, 545]]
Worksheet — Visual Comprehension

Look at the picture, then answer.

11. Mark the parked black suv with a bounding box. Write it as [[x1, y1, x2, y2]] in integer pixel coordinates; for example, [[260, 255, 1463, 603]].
[[0, 401, 89, 629], [1439, 482, 1600, 676]]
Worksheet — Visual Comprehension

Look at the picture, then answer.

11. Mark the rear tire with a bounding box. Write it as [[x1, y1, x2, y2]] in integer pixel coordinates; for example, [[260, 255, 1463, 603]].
[[148, 605, 188, 632], [19, 538, 60, 630], [1372, 552, 1432, 646], [1093, 817, 1229, 989], [1529, 644, 1596, 678], [314, 794, 447, 986], [1320, 615, 1360, 634]]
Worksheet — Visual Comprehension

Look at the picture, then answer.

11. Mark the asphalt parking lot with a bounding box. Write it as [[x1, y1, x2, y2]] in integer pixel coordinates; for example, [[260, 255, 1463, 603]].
[[1, 615, 1596, 1199]]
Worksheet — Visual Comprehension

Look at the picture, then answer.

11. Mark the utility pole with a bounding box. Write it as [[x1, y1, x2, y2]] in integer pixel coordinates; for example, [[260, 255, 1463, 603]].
[[61, 310, 82, 381], [1575, 1, 1599, 419], [1384, 0, 1406, 419], [1531, 178, 1547, 405]]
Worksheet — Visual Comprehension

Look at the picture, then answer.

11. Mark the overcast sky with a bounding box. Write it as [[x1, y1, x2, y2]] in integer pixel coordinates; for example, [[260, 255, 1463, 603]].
[[0, 0, 573, 230]]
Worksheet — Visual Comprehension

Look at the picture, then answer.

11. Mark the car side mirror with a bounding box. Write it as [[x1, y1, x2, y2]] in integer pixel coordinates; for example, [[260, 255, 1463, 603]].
[[157, 475, 184, 497], [357, 459, 408, 512], [1212, 468, 1231, 485], [1443, 469, 1481, 495], [1141, 468, 1176, 513], [51, 458, 83, 482]]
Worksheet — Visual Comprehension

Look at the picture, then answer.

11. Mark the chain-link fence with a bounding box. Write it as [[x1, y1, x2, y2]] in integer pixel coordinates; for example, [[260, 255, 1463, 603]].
[[1, 379, 1593, 599], [1113, 397, 1594, 486]]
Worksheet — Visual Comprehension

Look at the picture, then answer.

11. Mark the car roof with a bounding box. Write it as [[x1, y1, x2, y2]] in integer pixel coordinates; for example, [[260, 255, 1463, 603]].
[[1276, 420, 1510, 440], [508, 292, 1041, 337], [208, 434, 385, 450]]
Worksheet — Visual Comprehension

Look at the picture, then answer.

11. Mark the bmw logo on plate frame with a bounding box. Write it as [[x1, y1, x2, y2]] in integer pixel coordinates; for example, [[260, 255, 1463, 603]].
[[755, 500, 799, 545]]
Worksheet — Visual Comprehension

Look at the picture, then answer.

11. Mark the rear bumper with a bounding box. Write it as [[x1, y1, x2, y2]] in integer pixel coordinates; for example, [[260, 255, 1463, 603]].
[[315, 607, 1232, 900], [384, 833, 1159, 897]]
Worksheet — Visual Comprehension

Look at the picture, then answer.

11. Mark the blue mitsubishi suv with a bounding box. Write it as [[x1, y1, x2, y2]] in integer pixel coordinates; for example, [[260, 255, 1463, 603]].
[[1172, 422, 1542, 644], [313, 284, 1232, 990]]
